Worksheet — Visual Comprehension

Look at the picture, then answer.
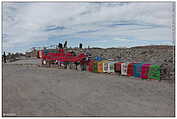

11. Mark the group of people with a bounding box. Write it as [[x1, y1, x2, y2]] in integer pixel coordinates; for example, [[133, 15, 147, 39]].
[[58, 41, 83, 49], [58, 41, 68, 49]]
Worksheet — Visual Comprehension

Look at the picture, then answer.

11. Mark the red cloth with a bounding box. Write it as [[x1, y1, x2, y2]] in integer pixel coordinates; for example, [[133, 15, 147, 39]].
[[42, 52, 87, 63], [141, 64, 151, 79], [88, 60, 94, 72], [66, 52, 73, 57], [58, 49, 64, 53], [80, 59, 89, 64], [114, 62, 124, 72], [127, 63, 136, 76]]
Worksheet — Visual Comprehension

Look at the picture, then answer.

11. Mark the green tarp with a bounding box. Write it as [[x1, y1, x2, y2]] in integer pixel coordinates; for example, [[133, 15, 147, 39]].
[[148, 65, 160, 80], [108, 62, 116, 73], [48, 50, 59, 53], [93, 62, 98, 72], [44, 49, 59, 54]]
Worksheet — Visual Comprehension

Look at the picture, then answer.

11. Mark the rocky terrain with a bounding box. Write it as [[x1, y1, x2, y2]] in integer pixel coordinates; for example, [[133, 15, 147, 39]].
[[69, 45, 175, 81]]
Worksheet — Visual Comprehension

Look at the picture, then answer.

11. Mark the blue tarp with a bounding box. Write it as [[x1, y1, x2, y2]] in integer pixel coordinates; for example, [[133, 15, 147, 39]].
[[95, 56, 103, 61], [133, 63, 143, 77]]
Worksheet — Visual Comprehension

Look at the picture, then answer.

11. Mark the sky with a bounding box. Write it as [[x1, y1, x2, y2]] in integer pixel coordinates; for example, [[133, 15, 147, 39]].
[[2, 2, 175, 53]]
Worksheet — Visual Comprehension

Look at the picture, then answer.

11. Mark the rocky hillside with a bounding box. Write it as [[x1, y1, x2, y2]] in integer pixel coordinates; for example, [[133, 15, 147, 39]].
[[69, 45, 175, 80]]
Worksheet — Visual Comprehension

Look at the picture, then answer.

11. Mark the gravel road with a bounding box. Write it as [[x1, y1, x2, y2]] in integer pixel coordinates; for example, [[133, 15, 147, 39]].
[[2, 59, 175, 116]]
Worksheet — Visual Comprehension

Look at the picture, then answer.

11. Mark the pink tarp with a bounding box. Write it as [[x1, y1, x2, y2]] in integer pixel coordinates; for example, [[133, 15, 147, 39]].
[[141, 64, 151, 79]]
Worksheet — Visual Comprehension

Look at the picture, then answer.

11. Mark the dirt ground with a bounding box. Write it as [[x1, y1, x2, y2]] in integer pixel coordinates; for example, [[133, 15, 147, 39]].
[[2, 59, 175, 116]]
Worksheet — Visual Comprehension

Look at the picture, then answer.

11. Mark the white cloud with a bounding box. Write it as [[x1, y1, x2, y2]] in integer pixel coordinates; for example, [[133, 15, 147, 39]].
[[113, 37, 130, 42], [2, 2, 174, 53]]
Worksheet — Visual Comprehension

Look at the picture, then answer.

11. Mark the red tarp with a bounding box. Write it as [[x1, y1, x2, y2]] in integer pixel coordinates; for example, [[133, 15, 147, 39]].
[[127, 63, 136, 76], [41, 49, 87, 63], [59, 49, 64, 53], [88, 60, 95, 72], [114, 62, 124, 72], [141, 64, 151, 79]]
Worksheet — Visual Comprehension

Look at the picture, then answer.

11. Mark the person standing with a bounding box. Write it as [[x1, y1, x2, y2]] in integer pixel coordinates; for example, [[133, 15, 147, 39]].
[[64, 41, 67, 48], [58, 43, 63, 49], [79, 43, 82, 49], [74, 62, 79, 70], [80, 58, 87, 71], [3, 52, 7, 63]]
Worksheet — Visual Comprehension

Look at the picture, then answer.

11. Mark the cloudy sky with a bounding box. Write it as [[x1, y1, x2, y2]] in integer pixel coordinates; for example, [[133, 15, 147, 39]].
[[3, 2, 174, 53]]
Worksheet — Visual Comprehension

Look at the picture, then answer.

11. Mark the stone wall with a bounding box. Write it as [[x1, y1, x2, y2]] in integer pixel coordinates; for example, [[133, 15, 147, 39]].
[[68, 45, 175, 80]]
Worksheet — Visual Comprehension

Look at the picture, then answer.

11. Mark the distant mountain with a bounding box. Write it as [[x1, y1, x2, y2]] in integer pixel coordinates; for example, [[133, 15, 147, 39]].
[[131, 45, 175, 49]]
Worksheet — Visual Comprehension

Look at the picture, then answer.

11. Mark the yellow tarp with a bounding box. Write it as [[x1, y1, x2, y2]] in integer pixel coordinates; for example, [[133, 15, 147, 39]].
[[97, 60, 110, 72]]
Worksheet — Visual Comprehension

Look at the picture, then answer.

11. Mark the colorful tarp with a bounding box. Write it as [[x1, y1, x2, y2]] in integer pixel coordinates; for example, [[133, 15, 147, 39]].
[[107, 62, 116, 73], [148, 65, 160, 80], [103, 61, 112, 72], [37, 50, 43, 58], [115, 62, 124, 73], [134, 63, 143, 77], [141, 64, 151, 80], [88, 60, 94, 72], [93, 61, 99, 72], [97, 60, 109, 72], [41, 50, 161, 81], [95, 56, 103, 61], [127, 63, 136, 76], [121, 62, 129, 75]]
